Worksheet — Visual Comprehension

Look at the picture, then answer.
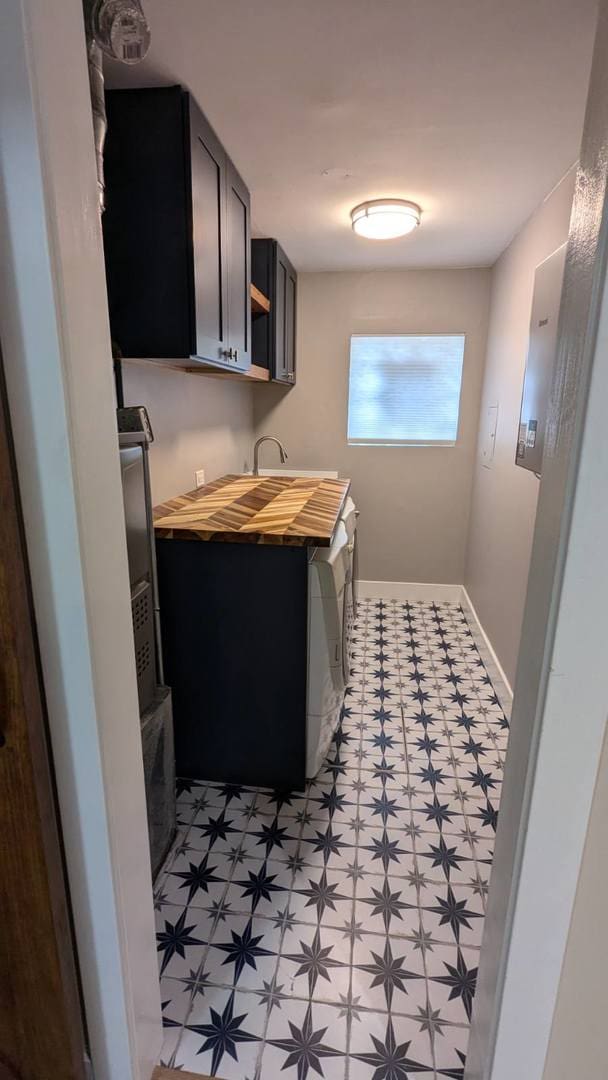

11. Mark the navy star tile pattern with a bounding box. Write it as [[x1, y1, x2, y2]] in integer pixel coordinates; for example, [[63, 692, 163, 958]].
[[154, 600, 508, 1077]]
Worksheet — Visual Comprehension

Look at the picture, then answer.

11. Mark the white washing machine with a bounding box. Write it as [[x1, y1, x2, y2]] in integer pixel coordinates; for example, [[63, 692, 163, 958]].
[[306, 495, 357, 778]]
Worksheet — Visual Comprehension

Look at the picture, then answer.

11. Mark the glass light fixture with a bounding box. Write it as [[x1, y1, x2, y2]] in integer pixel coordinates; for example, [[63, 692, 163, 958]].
[[351, 198, 421, 240]]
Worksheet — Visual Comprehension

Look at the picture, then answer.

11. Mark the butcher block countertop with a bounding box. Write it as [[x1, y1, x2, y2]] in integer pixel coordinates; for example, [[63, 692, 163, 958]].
[[153, 473, 351, 547]]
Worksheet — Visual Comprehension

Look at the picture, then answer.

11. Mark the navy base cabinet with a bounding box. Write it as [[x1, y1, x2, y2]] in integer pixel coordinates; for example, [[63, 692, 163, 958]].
[[156, 539, 308, 790]]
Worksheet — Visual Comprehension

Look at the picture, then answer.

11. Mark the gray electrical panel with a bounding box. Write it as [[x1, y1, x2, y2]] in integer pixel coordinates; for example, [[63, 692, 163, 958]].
[[516, 242, 567, 475]]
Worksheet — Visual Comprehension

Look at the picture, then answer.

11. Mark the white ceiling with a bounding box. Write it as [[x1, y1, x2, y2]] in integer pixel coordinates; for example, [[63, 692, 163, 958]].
[[105, 0, 597, 272]]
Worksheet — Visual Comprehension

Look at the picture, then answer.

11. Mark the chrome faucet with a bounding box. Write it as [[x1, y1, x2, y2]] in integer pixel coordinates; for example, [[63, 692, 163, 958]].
[[253, 435, 289, 476]]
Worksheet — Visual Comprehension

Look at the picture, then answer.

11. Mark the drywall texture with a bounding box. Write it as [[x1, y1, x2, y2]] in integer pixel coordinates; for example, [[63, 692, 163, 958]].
[[122, 363, 254, 505], [254, 269, 491, 583], [542, 724, 608, 1079], [464, 171, 575, 688]]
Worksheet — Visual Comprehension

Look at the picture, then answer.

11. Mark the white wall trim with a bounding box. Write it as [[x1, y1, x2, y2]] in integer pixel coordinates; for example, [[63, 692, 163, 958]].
[[357, 579, 464, 602], [461, 588, 514, 714]]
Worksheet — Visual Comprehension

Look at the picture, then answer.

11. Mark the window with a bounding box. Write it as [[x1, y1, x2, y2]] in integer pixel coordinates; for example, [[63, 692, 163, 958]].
[[347, 334, 465, 446]]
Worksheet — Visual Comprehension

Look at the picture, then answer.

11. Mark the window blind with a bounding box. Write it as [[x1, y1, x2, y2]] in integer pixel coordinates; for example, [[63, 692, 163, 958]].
[[347, 334, 465, 445]]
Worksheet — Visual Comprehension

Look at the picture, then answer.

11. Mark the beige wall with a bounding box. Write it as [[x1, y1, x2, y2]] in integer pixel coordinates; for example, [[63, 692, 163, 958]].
[[464, 170, 575, 688], [122, 362, 254, 505], [254, 269, 491, 583], [542, 722, 608, 1079]]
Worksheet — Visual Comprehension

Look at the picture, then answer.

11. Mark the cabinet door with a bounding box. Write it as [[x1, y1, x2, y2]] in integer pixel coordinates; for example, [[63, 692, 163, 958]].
[[251, 239, 272, 372], [284, 261, 297, 383], [225, 160, 251, 370], [274, 251, 287, 380], [274, 244, 297, 384], [189, 102, 227, 364]]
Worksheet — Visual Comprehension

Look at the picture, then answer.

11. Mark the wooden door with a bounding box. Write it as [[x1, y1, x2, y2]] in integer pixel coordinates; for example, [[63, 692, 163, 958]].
[[189, 99, 228, 366], [225, 158, 252, 371], [0, 358, 87, 1080]]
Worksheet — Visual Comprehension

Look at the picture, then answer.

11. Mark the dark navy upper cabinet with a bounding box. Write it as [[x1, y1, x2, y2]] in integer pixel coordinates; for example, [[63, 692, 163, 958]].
[[225, 161, 252, 369], [251, 239, 297, 384], [103, 86, 251, 373], [189, 101, 227, 365]]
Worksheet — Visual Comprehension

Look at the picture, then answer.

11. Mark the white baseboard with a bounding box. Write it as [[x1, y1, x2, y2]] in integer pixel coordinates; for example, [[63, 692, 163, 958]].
[[461, 587, 513, 713], [356, 580, 463, 603], [355, 579, 513, 717]]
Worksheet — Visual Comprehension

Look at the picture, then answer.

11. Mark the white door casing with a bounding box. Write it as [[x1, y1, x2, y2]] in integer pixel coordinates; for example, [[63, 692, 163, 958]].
[[0, 2, 162, 1077], [466, 3, 608, 1076]]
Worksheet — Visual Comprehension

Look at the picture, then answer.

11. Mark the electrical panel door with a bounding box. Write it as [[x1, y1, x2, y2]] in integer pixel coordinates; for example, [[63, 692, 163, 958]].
[[516, 243, 567, 474]]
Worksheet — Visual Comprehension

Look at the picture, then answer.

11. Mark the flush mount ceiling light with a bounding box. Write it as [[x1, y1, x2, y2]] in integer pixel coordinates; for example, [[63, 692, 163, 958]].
[[351, 198, 421, 240]]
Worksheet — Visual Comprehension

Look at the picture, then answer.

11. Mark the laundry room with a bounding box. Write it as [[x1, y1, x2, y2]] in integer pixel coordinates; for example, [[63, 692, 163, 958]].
[[91, 0, 594, 1068], [102, 0, 591, 1074], [1, 2, 605, 1080]]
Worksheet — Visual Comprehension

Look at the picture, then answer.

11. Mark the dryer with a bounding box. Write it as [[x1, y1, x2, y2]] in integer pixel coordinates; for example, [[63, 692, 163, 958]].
[[306, 496, 357, 778]]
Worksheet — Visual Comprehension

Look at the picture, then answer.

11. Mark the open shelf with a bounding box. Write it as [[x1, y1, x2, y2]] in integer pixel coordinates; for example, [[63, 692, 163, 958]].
[[120, 284, 273, 383], [185, 361, 270, 383], [250, 283, 271, 316]]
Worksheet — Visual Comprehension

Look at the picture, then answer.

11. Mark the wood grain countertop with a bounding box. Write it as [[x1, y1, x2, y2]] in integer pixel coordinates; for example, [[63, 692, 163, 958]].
[[154, 473, 351, 547]]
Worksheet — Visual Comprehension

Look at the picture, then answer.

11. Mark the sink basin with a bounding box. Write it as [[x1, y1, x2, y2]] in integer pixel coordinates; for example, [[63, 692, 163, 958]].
[[252, 467, 340, 479]]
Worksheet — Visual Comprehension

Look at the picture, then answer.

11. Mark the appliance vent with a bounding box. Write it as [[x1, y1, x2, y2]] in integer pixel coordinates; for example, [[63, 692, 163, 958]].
[[132, 588, 150, 632], [131, 579, 156, 714], [136, 638, 152, 678]]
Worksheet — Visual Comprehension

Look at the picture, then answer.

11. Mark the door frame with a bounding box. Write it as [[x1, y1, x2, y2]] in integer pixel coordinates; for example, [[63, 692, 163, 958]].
[[466, 3, 608, 1075], [0, 2, 161, 1078], [1, 1, 608, 1079]]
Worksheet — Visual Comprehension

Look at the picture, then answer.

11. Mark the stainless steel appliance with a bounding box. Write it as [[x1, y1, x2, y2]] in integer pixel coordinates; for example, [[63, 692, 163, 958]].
[[118, 406, 175, 877]]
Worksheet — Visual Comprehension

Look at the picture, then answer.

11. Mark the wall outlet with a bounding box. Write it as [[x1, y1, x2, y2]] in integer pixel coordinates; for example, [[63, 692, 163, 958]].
[[195, 468, 206, 488]]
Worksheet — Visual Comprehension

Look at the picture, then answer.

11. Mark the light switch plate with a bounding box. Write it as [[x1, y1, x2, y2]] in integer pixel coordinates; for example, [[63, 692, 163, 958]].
[[481, 403, 499, 468], [195, 468, 206, 488]]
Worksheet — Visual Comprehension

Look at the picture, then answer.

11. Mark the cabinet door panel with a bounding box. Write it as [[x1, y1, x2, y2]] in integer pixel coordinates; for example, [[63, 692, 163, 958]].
[[275, 256, 287, 379], [250, 238, 297, 384], [285, 267, 296, 382], [226, 161, 251, 370], [190, 106, 226, 363]]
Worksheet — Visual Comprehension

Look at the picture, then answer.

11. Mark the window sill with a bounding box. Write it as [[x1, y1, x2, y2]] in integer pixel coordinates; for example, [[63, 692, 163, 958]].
[[347, 441, 457, 448]]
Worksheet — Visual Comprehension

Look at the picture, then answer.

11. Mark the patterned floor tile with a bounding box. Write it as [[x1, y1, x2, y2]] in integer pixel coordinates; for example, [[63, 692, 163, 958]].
[[156, 600, 508, 1076], [155, 902, 212, 979], [262, 999, 348, 1078], [351, 933, 427, 1013], [161, 850, 233, 910], [289, 865, 356, 929], [175, 987, 266, 1077], [276, 922, 352, 1004], [347, 1010, 433, 1078]]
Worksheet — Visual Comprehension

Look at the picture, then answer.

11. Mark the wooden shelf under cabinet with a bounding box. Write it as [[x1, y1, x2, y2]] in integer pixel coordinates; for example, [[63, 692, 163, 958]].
[[185, 361, 270, 383], [250, 283, 271, 316]]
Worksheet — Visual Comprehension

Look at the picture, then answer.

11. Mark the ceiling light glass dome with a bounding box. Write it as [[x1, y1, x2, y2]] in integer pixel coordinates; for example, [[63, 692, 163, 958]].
[[351, 199, 421, 240]]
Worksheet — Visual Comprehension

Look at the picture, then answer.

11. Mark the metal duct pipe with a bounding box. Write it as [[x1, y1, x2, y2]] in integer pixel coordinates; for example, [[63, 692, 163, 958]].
[[83, 0, 151, 212], [87, 39, 108, 211]]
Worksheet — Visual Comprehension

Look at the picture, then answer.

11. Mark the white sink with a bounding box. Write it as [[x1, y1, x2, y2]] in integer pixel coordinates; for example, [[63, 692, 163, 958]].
[[254, 467, 340, 479]]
